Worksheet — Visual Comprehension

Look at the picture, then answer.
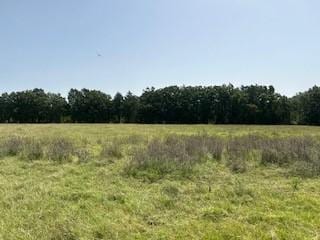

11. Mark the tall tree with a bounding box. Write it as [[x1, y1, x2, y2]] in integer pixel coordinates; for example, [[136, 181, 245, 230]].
[[294, 86, 320, 125], [123, 91, 139, 123], [111, 92, 124, 123], [68, 88, 111, 123], [46, 93, 69, 123]]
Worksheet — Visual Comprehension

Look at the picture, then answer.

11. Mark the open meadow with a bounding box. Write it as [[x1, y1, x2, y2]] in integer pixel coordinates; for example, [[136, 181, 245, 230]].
[[0, 124, 320, 239]]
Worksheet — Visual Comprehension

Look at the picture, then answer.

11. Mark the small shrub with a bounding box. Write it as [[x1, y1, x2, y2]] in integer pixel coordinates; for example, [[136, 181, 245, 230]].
[[180, 135, 208, 158], [47, 137, 74, 163], [1, 135, 25, 156], [100, 143, 123, 160], [205, 136, 224, 160], [226, 138, 248, 173], [259, 138, 293, 166], [260, 137, 320, 170], [260, 148, 289, 166], [291, 159, 320, 178], [125, 135, 206, 180], [74, 148, 91, 163], [288, 137, 319, 163], [227, 158, 247, 173], [20, 138, 44, 161]]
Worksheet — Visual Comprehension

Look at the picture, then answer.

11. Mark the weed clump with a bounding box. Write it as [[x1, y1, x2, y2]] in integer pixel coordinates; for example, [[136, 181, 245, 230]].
[[258, 136, 320, 177], [225, 137, 248, 173], [291, 159, 320, 178], [0, 135, 25, 156], [20, 138, 44, 161], [100, 143, 123, 160], [125, 135, 210, 180], [74, 148, 91, 163], [47, 137, 74, 163], [205, 136, 225, 160], [222, 135, 320, 177]]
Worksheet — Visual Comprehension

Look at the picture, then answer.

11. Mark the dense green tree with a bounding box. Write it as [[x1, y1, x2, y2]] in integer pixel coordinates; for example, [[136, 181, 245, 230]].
[[123, 92, 139, 123], [138, 87, 159, 123], [8, 89, 46, 123], [111, 92, 124, 123], [0, 85, 317, 125], [293, 86, 320, 125], [0, 93, 11, 122], [0, 89, 68, 123], [46, 93, 69, 123], [68, 89, 111, 123]]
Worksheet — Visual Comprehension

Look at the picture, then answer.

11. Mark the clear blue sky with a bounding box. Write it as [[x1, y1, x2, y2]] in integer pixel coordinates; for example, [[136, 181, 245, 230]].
[[0, 0, 319, 97]]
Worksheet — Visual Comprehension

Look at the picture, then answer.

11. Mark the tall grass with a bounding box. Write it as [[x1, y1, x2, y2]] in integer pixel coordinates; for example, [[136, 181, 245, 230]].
[[125, 134, 320, 179], [20, 138, 44, 161], [46, 137, 75, 163], [125, 134, 226, 180], [0, 133, 319, 177]]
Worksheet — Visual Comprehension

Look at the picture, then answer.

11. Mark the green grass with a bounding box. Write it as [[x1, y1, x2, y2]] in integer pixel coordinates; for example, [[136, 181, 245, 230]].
[[0, 124, 320, 239]]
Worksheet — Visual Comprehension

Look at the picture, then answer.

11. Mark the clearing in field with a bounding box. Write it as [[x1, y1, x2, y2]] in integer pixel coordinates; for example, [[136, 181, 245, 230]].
[[0, 124, 320, 239]]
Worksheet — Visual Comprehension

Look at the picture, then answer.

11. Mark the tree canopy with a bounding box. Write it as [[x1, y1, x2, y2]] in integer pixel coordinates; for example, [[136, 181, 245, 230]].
[[0, 85, 318, 125]]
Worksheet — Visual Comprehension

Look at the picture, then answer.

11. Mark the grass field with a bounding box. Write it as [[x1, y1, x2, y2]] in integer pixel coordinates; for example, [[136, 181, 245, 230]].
[[0, 124, 320, 240]]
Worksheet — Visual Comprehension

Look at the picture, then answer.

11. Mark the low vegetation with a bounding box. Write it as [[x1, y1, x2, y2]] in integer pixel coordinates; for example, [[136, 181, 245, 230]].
[[0, 124, 320, 239], [1, 132, 319, 178]]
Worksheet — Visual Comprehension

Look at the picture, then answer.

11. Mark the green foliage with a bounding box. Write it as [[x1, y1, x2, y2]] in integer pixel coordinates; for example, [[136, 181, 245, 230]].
[[122, 91, 139, 123], [68, 88, 112, 123], [0, 89, 68, 123], [111, 92, 124, 123], [292, 86, 320, 125], [1, 84, 319, 125]]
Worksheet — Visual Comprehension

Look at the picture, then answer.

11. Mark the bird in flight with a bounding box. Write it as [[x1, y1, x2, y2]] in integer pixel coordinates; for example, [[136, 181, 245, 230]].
[[96, 52, 102, 57]]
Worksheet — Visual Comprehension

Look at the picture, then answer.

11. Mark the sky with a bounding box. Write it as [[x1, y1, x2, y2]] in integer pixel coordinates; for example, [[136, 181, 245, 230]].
[[0, 0, 319, 97]]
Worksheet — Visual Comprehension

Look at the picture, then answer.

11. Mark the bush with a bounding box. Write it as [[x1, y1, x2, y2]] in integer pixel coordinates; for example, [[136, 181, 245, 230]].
[[0, 135, 25, 156], [225, 138, 248, 173], [224, 135, 320, 176], [260, 137, 319, 165], [100, 143, 123, 160], [125, 135, 208, 180], [205, 136, 224, 160], [20, 138, 44, 161], [74, 148, 91, 163], [289, 145, 320, 177], [291, 160, 320, 178], [47, 137, 74, 163]]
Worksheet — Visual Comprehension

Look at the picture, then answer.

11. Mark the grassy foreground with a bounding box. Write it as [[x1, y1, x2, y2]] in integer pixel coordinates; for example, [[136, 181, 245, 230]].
[[0, 124, 320, 240]]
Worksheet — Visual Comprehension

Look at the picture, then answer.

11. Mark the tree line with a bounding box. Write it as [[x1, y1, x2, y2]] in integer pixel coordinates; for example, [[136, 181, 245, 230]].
[[0, 85, 319, 125]]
